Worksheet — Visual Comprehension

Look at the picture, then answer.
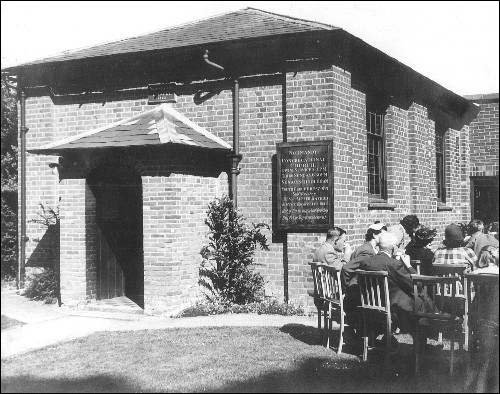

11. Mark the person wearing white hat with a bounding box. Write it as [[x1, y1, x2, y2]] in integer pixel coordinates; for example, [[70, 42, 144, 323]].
[[341, 221, 387, 315]]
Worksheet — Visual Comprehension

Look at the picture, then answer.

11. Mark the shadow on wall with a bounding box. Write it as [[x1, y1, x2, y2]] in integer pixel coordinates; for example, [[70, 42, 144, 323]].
[[26, 224, 60, 269]]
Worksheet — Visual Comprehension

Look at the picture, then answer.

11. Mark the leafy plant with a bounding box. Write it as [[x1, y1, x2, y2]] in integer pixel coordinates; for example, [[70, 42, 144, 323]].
[[1, 74, 18, 280], [24, 268, 58, 304], [28, 202, 61, 305], [199, 196, 269, 304], [173, 297, 305, 318]]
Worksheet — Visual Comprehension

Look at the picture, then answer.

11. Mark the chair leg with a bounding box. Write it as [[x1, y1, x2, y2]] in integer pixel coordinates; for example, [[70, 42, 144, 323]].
[[450, 331, 455, 376], [384, 329, 391, 367], [323, 306, 329, 348], [317, 306, 321, 330], [362, 313, 368, 361], [414, 325, 420, 375], [463, 317, 469, 352], [337, 311, 344, 355]]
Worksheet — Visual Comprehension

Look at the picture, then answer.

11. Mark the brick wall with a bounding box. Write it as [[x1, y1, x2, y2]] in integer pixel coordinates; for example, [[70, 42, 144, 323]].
[[21, 63, 473, 312], [468, 101, 499, 176]]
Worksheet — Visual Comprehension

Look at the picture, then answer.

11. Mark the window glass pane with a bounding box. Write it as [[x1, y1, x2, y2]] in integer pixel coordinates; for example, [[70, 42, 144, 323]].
[[367, 110, 386, 198]]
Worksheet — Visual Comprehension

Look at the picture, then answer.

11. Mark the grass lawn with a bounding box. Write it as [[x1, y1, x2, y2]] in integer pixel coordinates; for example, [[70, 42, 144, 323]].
[[1, 315, 24, 330], [1, 325, 472, 393]]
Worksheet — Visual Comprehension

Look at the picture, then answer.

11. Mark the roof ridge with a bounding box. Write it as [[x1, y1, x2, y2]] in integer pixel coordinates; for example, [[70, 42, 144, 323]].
[[244, 7, 337, 30]]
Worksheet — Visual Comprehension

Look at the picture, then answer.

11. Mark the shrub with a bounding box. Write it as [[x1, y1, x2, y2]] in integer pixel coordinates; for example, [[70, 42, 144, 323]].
[[24, 268, 58, 304], [173, 298, 305, 318], [1, 194, 17, 279], [199, 196, 269, 304]]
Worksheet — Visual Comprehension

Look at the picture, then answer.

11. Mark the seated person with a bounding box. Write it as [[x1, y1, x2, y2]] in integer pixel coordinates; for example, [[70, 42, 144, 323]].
[[388, 224, 411, 266], [342, 222, 386, 313], [405, 226, 438, 276], [359, 232, 418, 334], [313, 227, 353, 270], [465, 219, 499, 263], [400, 214, 421, 248], [433, 224, 477, 271]]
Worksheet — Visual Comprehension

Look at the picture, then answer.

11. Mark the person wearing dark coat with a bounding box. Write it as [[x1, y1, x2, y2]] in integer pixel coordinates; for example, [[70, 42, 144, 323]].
[[405, 226, 438, 276], [359, 232, 422, 334]]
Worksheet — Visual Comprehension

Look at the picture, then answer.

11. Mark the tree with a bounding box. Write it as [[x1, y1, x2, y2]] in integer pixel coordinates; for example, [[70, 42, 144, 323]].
[[199, 196, 269, 304], [1, 74, 18, 279]]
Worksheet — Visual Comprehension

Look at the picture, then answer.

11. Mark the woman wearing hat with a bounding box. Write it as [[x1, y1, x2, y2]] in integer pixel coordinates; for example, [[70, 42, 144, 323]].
[[433, 224, 477, 270], [405, 226, 437, 276]]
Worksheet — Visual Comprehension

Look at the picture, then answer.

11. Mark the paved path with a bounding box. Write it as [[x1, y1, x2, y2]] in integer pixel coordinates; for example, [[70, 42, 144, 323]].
[[1, 291, 317, 359]]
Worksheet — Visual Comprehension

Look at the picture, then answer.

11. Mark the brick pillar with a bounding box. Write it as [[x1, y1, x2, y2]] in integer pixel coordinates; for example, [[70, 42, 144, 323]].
[[59, 178, 97, 305], [408, 103, 436, 215]]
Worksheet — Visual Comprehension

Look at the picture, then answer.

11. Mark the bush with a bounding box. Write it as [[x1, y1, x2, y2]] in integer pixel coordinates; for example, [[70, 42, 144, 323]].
[[173, 298, 305, 318], [199, 196, 269, 304], [1, 194, 17, 279], [23, 269, 58, 304]]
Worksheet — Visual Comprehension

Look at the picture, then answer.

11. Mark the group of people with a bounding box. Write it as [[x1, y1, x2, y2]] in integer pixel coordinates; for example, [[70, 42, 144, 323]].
[[312, 215, 499, 345]]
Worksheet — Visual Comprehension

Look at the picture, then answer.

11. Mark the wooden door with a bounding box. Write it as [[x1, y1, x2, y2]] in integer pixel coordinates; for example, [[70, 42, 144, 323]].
[[96, 182, 126, 300]]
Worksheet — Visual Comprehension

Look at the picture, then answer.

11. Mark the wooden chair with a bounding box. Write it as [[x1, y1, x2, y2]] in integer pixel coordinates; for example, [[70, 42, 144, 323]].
[[308, 262, 326, 331], [465, 273, 499, 356], [464, 273, 499, 392], [431, 264, 469, 350], [410, 259, 421, 274], [320, 264, 345, 354], [355, 270, 392, 364], [412, 275, 463, 375]]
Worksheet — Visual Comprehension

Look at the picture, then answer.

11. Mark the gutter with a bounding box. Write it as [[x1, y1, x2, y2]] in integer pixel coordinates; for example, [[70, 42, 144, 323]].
[[18, 89, 28, 289], [203, 50, 242, 208]]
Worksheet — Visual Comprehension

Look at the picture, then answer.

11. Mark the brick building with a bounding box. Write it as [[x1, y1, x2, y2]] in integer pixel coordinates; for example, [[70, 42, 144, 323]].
[[4, 8, 480, 313], [465, 93, 499, 225]]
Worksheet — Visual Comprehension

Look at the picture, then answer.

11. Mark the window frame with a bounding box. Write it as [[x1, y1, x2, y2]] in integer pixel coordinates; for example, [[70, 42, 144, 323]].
[[435, 128, 446, 203], [367, 111, 387, 201]]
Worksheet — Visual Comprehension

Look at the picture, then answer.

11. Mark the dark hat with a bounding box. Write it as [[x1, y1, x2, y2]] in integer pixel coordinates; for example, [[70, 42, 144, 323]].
[[414, 226, 437, 243], [444, 224, 464, 247]]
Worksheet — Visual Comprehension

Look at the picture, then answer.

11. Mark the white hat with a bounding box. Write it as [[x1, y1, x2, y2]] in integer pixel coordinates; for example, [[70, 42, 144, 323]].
[[368, 222, 386, 231]]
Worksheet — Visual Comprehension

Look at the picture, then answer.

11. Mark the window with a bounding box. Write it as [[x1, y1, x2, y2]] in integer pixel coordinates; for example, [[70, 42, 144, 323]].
[[367, 111, 386, 199], [435, 130, 446, 203]]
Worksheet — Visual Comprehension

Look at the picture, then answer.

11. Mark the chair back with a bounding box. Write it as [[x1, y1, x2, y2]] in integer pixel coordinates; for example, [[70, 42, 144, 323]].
[[410, 259, 421, 274], [355, 270, 390, 314], [412, 275, 459, 317], [309, 262, 324, 299], [432, 263, 468, 298], [320, 264, 343, 304], [465, 273, 500, 326]]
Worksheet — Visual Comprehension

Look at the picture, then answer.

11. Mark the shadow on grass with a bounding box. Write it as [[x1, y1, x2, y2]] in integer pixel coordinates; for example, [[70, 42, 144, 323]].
[[280, 324, 323, 346], [212, 354, 467, 393], [1, 374, 138, 393]]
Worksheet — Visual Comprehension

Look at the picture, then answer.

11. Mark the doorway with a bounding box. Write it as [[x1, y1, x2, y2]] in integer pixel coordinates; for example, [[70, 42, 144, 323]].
[[88, 166, 144, 308]]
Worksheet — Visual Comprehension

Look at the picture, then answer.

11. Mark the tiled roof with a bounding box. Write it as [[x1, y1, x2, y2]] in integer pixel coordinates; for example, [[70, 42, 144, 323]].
[[15, 8, 338, 68], [463, 93, 499, 102], [29, 104, 231, 153]]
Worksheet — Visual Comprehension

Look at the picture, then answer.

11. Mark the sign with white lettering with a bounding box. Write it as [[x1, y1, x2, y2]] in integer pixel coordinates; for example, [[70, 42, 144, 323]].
[[277, 140, 333, 231]]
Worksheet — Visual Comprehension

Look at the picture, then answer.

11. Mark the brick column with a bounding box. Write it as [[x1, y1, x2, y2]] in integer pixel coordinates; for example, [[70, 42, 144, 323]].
[[59, 178, 97, 305]]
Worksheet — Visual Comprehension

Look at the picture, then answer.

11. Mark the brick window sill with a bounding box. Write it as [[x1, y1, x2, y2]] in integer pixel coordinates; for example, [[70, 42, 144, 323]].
[[368, 199, 396, 211], [437, 202, 453, 212]]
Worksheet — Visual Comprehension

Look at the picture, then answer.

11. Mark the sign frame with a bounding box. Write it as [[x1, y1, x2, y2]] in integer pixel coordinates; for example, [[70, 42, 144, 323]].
[[276, 139, 334, 232]]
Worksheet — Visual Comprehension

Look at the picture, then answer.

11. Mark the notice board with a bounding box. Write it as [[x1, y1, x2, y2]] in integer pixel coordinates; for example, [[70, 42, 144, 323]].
[[276, 140, 333, 231]]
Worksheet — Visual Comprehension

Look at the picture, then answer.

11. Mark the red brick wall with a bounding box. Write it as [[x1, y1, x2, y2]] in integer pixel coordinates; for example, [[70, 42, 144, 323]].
[[469, 101, 499, 176], [21, 64, 473, 312]]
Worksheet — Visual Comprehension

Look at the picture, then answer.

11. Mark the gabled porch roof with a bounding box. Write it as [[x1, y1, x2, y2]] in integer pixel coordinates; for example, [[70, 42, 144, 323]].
[[29, 104, 231, 154]]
